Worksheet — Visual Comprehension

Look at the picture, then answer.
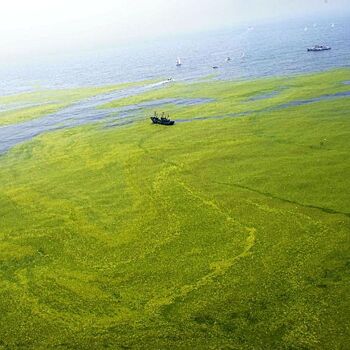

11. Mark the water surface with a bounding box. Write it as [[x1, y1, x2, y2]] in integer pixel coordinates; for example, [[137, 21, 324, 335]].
[[0, 16, 349, 96]]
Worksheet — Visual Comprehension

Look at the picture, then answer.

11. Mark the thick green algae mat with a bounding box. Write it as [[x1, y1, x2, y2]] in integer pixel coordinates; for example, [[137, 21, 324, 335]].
[[0, 70, 349, 349]]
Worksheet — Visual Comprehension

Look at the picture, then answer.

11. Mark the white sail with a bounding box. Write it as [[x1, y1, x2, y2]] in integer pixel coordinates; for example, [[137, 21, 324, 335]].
[[176, 57, 181, 66]]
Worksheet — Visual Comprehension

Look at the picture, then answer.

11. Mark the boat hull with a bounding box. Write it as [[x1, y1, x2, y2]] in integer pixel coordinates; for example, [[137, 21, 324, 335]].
[[150, 117, 175, 126], [307, 47, 331, 52]]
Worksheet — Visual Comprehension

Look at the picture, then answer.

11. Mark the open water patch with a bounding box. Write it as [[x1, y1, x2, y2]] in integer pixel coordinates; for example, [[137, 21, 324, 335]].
[[0, 82, 212, 154], [107, 97, 213, 114], [0, 82, 165, 153], [103, 98, 213, 127]]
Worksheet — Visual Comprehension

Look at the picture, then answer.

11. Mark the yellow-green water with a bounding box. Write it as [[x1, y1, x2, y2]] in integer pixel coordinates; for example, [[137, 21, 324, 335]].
[[0, 69, 349, 349]]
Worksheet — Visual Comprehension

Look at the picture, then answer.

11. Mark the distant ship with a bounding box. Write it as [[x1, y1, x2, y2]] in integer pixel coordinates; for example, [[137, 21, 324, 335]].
[[307, 45, 331, 52], [226, 57, 231, 62], [176, 57, 182, 67]]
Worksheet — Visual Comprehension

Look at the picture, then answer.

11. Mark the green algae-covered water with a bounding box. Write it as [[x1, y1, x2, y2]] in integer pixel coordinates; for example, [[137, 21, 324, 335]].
[[0, 68, 349, 349]]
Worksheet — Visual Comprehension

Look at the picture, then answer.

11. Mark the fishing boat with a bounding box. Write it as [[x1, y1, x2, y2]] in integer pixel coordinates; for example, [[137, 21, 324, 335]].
[[307, 45, 331, 52], [150, 113, 175, 126], [176, 57, 182, 67]]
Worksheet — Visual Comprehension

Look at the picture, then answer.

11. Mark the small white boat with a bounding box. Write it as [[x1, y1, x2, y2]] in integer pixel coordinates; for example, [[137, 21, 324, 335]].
[[307, 45, 331, 52], [176, 57, 182, 67], [226, 57, 231, 62]]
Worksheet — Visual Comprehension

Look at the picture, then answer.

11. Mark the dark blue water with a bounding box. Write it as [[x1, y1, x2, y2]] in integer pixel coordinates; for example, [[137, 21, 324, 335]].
[[0, 16, 349, 96]]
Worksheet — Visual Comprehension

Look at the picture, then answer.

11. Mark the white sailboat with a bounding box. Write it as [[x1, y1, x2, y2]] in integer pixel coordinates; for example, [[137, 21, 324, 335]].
[[176, 57, 182, 67]]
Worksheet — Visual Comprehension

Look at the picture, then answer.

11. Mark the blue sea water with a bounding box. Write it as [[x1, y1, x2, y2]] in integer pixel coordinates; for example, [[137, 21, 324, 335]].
[[0, 16, 349, 96]]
